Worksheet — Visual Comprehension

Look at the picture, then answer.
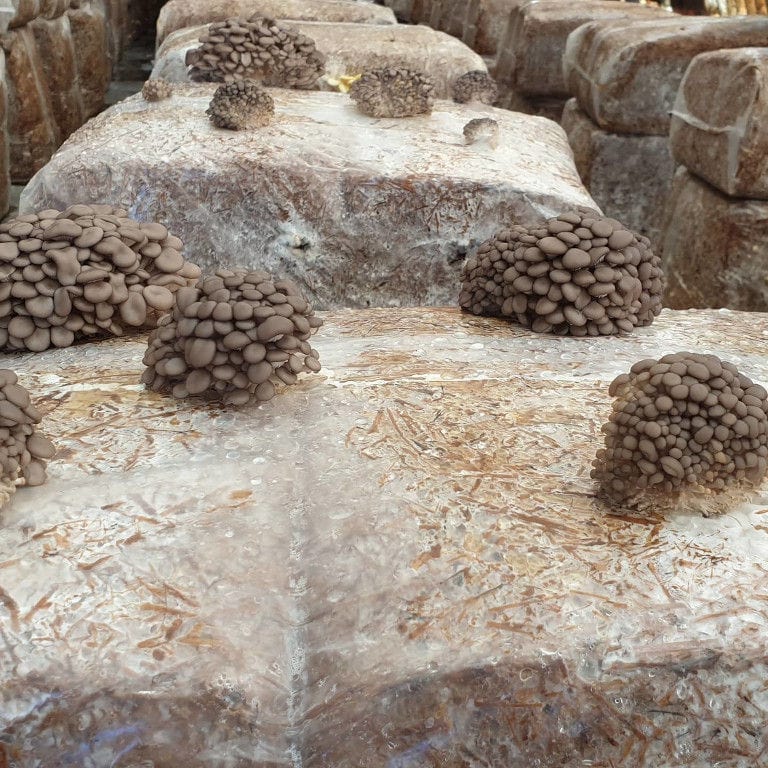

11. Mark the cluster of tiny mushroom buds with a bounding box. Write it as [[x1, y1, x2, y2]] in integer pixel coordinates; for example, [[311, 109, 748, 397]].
[[0, 370, 55, 508], [592, 353, 768, 514], [459, 210, 663, 336], [349, 66, 435, 118], [142, 268, 323, 406], [0, 205, 201, 352], [186, 15, 326, 89], [452, 70, 498, 105], [207, 80, 275, 130], [142, 78, 173, 102]]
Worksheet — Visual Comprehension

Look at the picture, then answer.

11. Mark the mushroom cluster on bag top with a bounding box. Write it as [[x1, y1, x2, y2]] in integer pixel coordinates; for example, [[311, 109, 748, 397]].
[[459, 211, 663, 336], [0, 205, 201, 352], [349, 66, 435, 118], [593, 353, 768, 515], [142, 268, 323, 406], [0, 369, 55, 509], [207, 80, 275, 130], [142, 78, 173, 102], [463, 117, 499, 148], [186, 16, 326, 89], [452, 70, 498, 105]]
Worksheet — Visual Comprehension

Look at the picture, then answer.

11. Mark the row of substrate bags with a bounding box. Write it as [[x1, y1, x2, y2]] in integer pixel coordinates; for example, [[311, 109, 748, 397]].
[[661, 46, 768, 310], [560, 14, 768, 248]]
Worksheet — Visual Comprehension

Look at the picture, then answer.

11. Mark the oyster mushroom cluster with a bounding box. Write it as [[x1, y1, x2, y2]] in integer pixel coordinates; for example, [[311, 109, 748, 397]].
[[142, 78, 173, 102], [459, 211, 663, 336], [186, 16, 326, 89], [207, 80, 274, 130], [452, 70, 498, 105], [0, 205, 201, 352], [593, 353, 768, 514], [142, 268, 323, 405], [349, 66, 435, 118], [0, 369, 55, 508]]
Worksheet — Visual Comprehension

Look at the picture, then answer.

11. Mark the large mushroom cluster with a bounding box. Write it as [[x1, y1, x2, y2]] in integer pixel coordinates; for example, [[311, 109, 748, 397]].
[[186, 16, 326, 89], [206, 80, 275, 130], [459, 211, 664, 336], [142, 268, 323, 405], [0, 205, 201, 352], [0, 370, 55, 507], [593, 353, 768, 513], [349, 67, 435, 118]]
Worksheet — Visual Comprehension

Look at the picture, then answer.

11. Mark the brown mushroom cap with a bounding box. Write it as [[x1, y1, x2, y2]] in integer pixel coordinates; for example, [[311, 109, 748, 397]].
[[459, 210, 664, 336], [206, 80, 275, 130], [0, 369, 55, 509], [186, 15, 326, 89], [349, 66, 435, 118], [592, 353, 768, 514], [452, 70, 498, 105], [142, 268, 323, 406], [0, 205, 201, 353], [142, 78, 173, 102]]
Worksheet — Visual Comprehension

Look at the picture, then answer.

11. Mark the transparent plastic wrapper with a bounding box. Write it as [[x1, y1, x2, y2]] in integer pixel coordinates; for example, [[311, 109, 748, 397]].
[[494, 0, 667, 99], [21, 86, 595, 310], [3, 307, 768, 766], [562, 98, 675, 244], [376, 0, 415, 23], [670, 47, 768, 199], [661, 167, 768, 311], [152, 21, 487, 99], [563, 16, 768, 135], [5, 6, 110, 184], [156, 0, 396, 47], [461, 0, 517, 56]]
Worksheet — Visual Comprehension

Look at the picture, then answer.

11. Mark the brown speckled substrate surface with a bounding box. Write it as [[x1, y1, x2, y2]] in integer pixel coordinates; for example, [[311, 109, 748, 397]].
[[2, 307, 768, 766]]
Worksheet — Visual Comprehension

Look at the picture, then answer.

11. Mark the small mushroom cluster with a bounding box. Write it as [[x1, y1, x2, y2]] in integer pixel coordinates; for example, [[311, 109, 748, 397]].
[[186, 16, 326, 89], [207, 80, 275, 130], [452, 70, 498, 105], [142, 268, 323, 405], [349, 66, 435, 118], [459, 211, 663, 336], [463, 117, 499, 148], [592, 353, 768, 513], [0, 205, 201, 352], [142, 78, 173, 102], [0, 370, 55, 507]]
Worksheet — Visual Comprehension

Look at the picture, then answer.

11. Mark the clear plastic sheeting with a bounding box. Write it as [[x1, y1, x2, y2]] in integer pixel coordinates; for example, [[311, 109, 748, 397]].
[[670, 46, 768, 199], [2, 306, 768, 766], [562, 98, 675, 243], [20, 87, 595, 310], [661, 168, 768, 310], [563, 15, 768, 135]]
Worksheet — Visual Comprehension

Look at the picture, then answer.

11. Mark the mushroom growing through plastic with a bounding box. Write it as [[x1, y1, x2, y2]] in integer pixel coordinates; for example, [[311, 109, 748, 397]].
[[463, 117, 499, 149], [592, 353, 768, 515], [185, 15, 326, 89], [0, 205, 201, 352], [459, 210, 664, 336], [142, 268, 323, 406], [349, 66, 435, 118], [207, 80, 274, 130], [0, 369, 55, 510], [142, 78, 173, 102], [452, 70, 498, 105]]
